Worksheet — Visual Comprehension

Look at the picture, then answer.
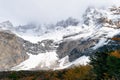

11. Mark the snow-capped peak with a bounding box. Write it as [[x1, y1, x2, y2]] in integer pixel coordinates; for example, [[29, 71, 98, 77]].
[[0, 21, 14, 30]]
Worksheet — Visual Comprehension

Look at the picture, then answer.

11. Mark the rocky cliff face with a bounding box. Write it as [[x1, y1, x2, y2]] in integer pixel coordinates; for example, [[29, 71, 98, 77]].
[[0, 30, 28, 71], [24, 39, 57, 55], [57, 39, 98, 62]]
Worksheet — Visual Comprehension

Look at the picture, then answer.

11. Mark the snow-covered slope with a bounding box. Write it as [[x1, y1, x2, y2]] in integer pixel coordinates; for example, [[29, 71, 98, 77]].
[[11, 51, 58, 70], [0, 6, 120, 71]]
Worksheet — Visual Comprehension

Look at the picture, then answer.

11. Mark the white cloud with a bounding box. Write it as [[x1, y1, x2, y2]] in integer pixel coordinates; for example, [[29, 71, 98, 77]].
[[0, 0, 119, 26]]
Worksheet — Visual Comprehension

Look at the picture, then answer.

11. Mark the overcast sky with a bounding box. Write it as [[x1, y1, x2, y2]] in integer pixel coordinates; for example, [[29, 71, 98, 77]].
[[0, 0, 119, 26]]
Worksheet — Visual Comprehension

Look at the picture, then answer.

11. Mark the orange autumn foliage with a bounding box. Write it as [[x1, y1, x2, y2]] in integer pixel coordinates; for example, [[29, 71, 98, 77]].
[[110, 50, 120, 58], [111, 37, 120, 41], [63, 65, 95, 80]]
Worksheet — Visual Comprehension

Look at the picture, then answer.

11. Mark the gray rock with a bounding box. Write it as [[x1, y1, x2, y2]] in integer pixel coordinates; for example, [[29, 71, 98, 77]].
[[57, 38, 98, 62], [24, 39, 57, 55], [0, 31, 28, 71]]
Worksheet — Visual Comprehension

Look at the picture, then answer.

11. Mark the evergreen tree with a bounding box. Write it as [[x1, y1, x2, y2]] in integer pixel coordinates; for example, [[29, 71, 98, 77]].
[[90, 50, 120, 80], [107, 55, 120, 79], [89, 52, 108, 79]]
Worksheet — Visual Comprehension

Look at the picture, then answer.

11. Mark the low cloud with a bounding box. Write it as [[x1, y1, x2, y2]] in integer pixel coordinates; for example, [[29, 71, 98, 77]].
[[0, 0, 119, 26]]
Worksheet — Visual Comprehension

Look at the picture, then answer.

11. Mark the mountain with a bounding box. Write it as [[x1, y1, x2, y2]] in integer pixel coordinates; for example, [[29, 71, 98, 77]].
[[0, 6, 120, 71], [0, 21, 14, 31]]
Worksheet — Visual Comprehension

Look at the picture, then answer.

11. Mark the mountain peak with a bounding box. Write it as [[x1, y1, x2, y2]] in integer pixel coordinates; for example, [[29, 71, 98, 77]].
[[0, 21, 13, 30]]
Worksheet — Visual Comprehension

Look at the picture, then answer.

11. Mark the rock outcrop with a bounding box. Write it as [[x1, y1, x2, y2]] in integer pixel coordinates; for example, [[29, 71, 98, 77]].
[[0, 30, 28, 71], [24, 39, 57, 55]]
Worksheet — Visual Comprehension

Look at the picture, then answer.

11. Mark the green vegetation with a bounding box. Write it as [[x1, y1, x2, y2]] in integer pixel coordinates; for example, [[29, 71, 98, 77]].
[[8, 72, 18, 80], [90, 50, 120, 80]]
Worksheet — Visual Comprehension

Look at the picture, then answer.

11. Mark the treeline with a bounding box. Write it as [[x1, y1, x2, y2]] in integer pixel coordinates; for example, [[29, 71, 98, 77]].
[[0, 49, 120, 80], [0, 65, 95, 80]]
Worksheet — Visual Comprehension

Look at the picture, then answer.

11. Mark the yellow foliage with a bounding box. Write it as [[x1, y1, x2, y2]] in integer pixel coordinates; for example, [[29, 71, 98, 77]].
[[111, 37, 120, 41], [110, 50, 120, 58], [63, 65, 95, 80]]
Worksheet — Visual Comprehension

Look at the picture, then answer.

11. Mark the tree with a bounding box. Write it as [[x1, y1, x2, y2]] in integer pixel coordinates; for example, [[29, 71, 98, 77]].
[[107, 51, 120, 79], [63, 65, 95, 80], [90, 50, 120, 80], [89, 52, 108, 79]]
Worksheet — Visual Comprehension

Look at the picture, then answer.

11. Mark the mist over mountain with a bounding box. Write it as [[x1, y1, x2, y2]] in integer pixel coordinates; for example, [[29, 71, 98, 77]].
[[0, 0, 120, 26]]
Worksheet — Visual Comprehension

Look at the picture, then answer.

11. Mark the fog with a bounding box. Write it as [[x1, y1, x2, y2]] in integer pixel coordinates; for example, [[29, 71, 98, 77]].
[[0, 0, 119, 26]]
